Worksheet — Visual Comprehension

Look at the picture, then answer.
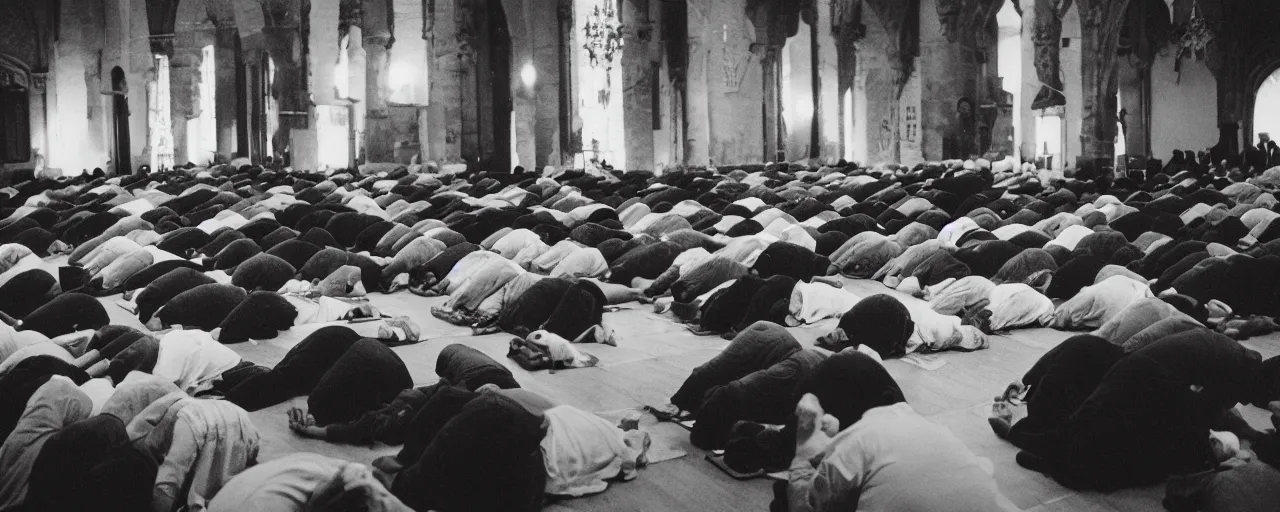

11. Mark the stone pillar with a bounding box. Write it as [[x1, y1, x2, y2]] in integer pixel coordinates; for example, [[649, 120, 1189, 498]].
[[1061, 4, 1083, 168], [684, 1, 711, 167], [347, 26, 368, 164], [857, 5, 902, 165], [426, 0, 462, 164], [785, 22, 814, 162], [531, 1, 562, 167], [214, 26, 239, 162], [1117, 56, 1149, 160], [29, 74, 49, 168], [762, 46, 780, 162], [309, 0, 341, 106], [168, 47, 201, 166], [814, 0, 840, 161], [704, 0, 762, 166], [1019, 4, 1039, 160], [918, 0, 990, 160], [364, 33, 394, 162], [622, 0, 654, 172]]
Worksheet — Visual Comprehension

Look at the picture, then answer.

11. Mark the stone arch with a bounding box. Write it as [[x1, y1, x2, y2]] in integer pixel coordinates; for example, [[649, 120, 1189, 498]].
[[1246, 55, 1280, 147]]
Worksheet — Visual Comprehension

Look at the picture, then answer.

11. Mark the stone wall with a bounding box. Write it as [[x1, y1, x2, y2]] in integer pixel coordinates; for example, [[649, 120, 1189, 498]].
[[1150, 54, 1218, 160]]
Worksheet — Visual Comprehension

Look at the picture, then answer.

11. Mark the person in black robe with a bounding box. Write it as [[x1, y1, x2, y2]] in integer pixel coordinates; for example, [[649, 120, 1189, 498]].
[[223, 326, 411, 421], [381, 390, 547, 512], [815, 294, 914, 359], [538, 279, 611, 343], [133, 267, 216, 323], [989, 335, 1125, 448], [658, 321, 826, 450], [24, 414, 128, 511], [287, 344, 520, 446], [1005, 329, 1271, 491], [148, 283, 247, 331], [0, 356, 89, 440], [10, 292, 109, 337], [495, 277, 574, 337], [724, 350, 908, 473]]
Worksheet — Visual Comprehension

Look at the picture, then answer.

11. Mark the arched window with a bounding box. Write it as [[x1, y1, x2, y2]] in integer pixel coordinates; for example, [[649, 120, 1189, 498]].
[[0, 55, 31, 164]]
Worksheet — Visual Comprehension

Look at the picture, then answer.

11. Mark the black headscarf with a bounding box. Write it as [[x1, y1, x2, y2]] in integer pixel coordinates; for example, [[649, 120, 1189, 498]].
[[436, 343, 521, 390], [308, 338, 413, 425], [392, 391, 546, 512], [230, 253, 297, 291], [834, 294, 914, 358], [19, 292, 109, 336], [226, 325, 363, 411], [26, 414, 129, 511], [154, 283, 247, 330]]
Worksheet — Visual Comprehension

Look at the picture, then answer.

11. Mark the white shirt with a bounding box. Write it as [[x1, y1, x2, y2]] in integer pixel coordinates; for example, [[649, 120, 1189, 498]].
[[788, 403, 1014, 512]]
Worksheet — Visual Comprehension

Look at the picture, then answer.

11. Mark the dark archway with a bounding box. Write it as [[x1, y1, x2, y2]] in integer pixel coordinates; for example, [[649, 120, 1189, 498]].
[[1250, 64, 1280, 162], [110, 66, 132, 175], [0, 54, 31, 164], [472, 0, 513, 172]]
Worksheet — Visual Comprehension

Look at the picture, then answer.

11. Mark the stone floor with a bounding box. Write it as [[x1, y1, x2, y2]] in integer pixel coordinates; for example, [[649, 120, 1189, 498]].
[[98, 272, 1280, 512]]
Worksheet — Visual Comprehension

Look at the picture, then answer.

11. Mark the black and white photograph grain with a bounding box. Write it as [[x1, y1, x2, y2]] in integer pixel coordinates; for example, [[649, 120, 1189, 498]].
[[0, 0, 1278, 510]]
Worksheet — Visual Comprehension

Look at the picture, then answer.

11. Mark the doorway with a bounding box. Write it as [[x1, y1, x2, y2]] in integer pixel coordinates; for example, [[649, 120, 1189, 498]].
[[110, 67, 131, 175], [1254, 68, 1280, 158], [468, 0, 513, 173]]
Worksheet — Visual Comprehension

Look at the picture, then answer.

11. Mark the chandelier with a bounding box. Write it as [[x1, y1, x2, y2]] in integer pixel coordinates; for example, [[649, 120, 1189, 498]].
[[583, 0, 624, 70]]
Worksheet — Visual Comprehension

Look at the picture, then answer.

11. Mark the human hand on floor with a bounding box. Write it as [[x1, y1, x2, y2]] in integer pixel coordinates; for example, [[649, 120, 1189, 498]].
[[648, 403, 682, 421], [288, 407, 325, 438], [999, 381, 1028, 403], [794, 393, 839, 467]]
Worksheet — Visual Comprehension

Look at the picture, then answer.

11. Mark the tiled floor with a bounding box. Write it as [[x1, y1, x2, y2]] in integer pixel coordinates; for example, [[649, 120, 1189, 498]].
[[99, 272, 1280, 511]]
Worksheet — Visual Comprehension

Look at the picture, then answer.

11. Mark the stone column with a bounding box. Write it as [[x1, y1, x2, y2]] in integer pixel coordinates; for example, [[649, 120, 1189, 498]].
[[531, 0, 562, 167], [622, 0, 654, 172], [425, 0, 462, 164], [704, 0, 762, 166], [168, 46, 201, 166], [859, 1, 916, 165], [364, 33, 394, 162], [1117, 56, 1149, 160], [684, 1, 710, 167], [270, 34, 302, 161], [347, 25, 368, 164], [762, 46, 780, 162], [918, 0, 988, 160], [813, 0, 840, 160], [214, 26, 239, 162], [29, 74, 49, 168], [786, 22, 814, 162], [1019, 3, 1039, 159]]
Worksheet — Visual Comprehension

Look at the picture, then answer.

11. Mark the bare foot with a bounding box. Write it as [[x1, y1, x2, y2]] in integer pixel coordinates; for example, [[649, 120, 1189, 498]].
[[795, 393, 838, 463]]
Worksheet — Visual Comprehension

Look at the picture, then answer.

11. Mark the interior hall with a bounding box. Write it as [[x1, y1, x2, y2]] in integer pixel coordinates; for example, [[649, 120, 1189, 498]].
[[1, 1, 1280, 511]]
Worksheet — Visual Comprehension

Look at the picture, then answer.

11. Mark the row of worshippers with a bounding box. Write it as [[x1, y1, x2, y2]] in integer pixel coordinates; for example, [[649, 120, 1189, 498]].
[[8, 146, 1280, 351], [0, 324, 652, 511], [7, 141, 1280, 511], [650, 313, 1280, 511]]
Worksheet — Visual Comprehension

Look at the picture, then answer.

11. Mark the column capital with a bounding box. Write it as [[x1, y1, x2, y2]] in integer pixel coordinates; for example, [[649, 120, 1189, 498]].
[[29, 73, 47, 91], [149, 34, 176, 57]]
